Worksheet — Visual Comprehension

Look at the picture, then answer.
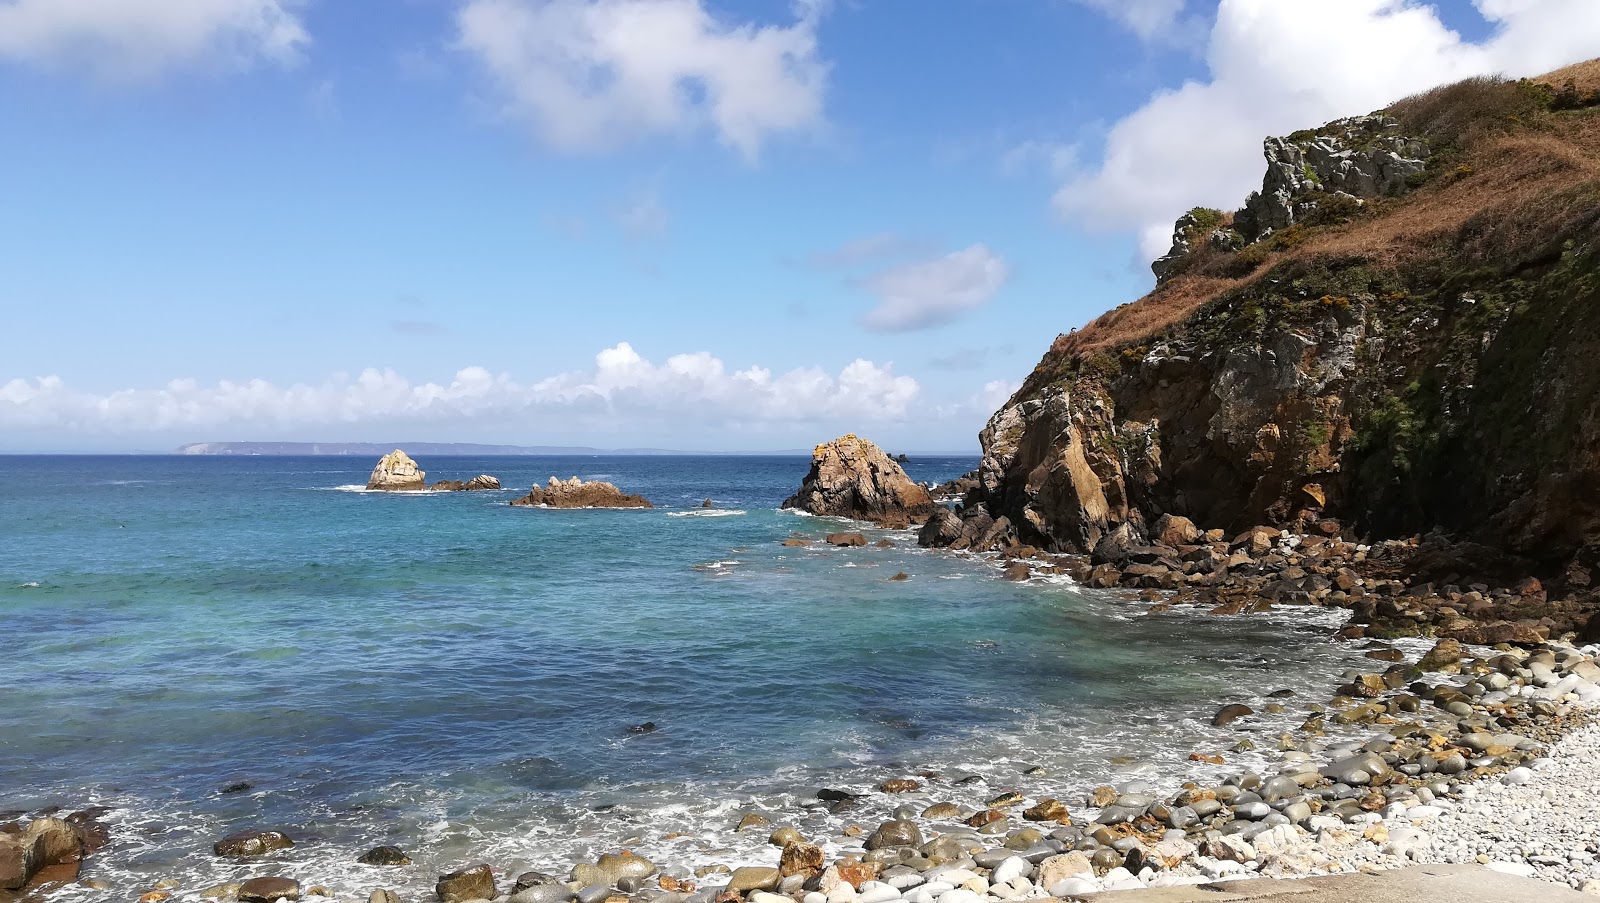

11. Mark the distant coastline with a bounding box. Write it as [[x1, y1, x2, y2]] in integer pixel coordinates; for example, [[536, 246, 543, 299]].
[[177, 441, 692, 456]]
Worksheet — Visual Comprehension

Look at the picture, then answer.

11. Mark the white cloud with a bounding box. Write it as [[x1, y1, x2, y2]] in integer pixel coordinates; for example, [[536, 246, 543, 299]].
[[455, 0, 828, 160], [0, 0, 308, 80], [0, 343, 920, 435], [1054, 0, 1600, 260], [859, 245, 1010, 333]]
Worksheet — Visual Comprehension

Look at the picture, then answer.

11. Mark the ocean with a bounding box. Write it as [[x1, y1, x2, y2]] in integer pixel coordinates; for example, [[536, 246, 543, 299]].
[[0, 454, 1392, 897]]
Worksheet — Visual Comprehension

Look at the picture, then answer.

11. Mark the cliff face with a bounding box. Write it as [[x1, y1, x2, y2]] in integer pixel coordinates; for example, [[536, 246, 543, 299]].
[[928, 70, 1600, 590]]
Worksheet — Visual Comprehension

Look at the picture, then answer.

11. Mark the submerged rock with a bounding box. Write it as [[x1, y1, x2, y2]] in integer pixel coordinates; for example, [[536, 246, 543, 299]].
[[782, 434, 934, 528], [366, 450, 426, 491], [357, 846, 412, 866], [510, 477, 653, 509], [214, 830, 294, 858]]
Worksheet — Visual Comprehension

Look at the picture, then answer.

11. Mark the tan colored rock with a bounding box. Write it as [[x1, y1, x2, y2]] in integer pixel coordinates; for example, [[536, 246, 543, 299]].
[[239, 876, 301, 902], [509, 477, 653, 509], [0, 819, 82, 891], [366, 450, 426, 491], [435, 864, 495, 903], [778, 841, 823, 878], [781, 435, 935, 528], [1151, 514, 1201, 546]]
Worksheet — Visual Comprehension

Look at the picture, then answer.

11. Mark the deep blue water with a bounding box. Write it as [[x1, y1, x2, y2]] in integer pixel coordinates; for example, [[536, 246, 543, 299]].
[[0, 455, 1380, 896]]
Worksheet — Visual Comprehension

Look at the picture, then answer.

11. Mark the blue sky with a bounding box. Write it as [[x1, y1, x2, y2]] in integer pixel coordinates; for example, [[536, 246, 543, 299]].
[[1, 0, 1592, 452]]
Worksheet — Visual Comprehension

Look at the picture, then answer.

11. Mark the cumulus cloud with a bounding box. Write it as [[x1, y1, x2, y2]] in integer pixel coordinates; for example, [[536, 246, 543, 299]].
[[0, 343, 920, 435], [0, 0, 308, 80], [859, 245, 1010, 333], [1054, 0, 1600, 260], [455, 0, 828, 160]]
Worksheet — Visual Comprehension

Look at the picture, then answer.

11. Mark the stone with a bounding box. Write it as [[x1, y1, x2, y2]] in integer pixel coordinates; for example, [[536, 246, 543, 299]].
[[0, 818, 82, 891], [1418, 639, 1464, 672], [358, 846, 412, 866], [1212, 704, 1254, 727], [780, 842, 825, 878], [369, 891, 401, 903], [436, 864, 496, 903], [737, 813, 771, 832], [866, 820, 922, 851], [879, 779, 921, 793], [769, 827, 804, 847], [239, 877, 301, 902], [511, 477, 653, 509], [782, 435, 936, 528], [1151, 514, 1201, 546], [366, 449, 426, 491], [827, 533, 869, 547], [1001, 562, 1031, 581], [594, 852, 657, 884], [727, 867, 781, 895], [1023, 799, 1068, 822], [214, 830, 294, 857], [1036, 853, 1093, 888]]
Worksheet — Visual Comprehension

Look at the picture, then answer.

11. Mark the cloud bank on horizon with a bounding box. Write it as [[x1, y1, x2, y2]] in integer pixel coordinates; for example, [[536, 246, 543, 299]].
[[0, 343, 933, 445]]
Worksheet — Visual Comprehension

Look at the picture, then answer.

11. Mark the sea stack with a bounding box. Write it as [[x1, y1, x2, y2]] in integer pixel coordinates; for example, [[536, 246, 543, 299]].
[[510, 477, 653, 509], [366, 449, 426, 491], [782, 434, 935, 528]]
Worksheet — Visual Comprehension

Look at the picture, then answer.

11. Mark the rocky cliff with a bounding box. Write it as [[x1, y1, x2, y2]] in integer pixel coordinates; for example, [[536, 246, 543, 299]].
[[783, 434, 934, 528], [926, 68, 1600, 596]]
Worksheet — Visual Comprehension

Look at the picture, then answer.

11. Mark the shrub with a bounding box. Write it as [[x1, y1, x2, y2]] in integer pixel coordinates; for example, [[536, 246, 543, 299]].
[[1388, 75, 1552, 149]]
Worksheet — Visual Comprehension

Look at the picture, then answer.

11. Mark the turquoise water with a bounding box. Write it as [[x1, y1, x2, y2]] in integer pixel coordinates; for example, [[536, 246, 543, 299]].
[[0, 455, 1379, 897]]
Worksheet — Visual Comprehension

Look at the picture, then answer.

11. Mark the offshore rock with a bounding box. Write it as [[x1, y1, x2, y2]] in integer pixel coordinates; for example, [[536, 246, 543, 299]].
[[214, 830, 294, 858], [510, 477, 653, 509], [432, 475, 502, 491], [782, 434, 935, 528], [366, 450, 426, 491]]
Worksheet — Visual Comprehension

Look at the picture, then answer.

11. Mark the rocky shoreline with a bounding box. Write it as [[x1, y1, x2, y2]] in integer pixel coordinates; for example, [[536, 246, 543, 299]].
[[12, 520, 1600, 903]]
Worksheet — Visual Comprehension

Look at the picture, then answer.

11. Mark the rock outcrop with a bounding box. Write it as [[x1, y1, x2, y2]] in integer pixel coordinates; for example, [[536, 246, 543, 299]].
[[365, 450, 426, 491], [782, 435, 935, 528], [431, 475, 502, 491], [510, 477, 653, 509], [1154, 115, 1430, 283], [926, 72, 1600, 605], [0, 818, 83, 890]]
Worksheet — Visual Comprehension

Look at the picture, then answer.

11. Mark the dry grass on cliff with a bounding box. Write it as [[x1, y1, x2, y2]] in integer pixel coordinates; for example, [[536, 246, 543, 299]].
[[1052, 63, 1600, 362]]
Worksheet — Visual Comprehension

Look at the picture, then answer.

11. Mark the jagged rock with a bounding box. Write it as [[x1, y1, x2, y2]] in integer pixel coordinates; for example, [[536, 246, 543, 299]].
[[0, 818, 81, 890], [1151, 513, 1201, 546], [509, 477, 652, 509], [781, 434, 935, 528], [366, 450, 426, 491]]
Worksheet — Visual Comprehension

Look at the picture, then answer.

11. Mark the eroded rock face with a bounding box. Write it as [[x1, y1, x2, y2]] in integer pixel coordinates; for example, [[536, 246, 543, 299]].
[[366, 450, 426, 491], [781, 435, 934, 528], [509, 477, 653, 509]]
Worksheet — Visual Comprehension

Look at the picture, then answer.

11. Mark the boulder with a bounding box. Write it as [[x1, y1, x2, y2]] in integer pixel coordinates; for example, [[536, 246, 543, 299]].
[[239, 877, 301, 902], [214, 830, 294, 857], [1212, 704, 1254, 727], [510, 477, 653, 509], [436, 864, 496, 902], [825, 532, 867, 547], [358, 846, 412, 866], [366, 450, 426, 491], [0, 818, 82, 891], [782, 435, 935, 528], [779, 841, 824, 878], [1151, 514, 1201, 547]]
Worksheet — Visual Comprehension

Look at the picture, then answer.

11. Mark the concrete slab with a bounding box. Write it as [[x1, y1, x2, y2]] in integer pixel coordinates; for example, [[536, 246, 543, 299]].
[[1076, 865, 1592, 902]]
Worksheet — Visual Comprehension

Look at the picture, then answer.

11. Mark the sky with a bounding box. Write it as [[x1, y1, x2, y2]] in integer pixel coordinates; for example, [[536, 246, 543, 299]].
[[1, 0, 1596, 453]]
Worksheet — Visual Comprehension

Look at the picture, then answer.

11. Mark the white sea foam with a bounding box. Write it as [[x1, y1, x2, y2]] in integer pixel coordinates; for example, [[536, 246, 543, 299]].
[[666, 509, 747, 518], [17, 582, 39, 588]]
